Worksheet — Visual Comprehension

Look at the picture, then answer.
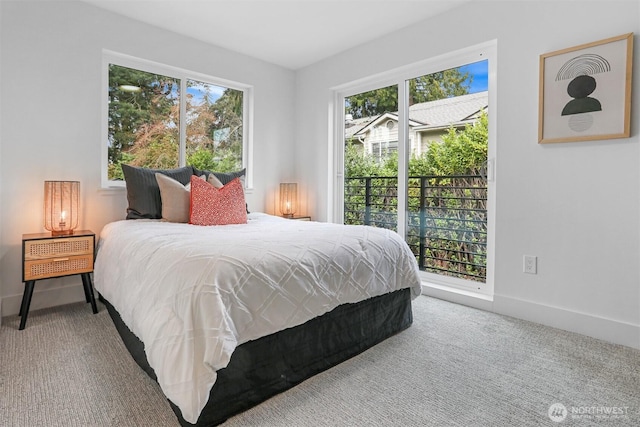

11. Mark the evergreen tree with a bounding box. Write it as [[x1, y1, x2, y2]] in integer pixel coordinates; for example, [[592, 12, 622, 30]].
[[345, 67, 472, 119]]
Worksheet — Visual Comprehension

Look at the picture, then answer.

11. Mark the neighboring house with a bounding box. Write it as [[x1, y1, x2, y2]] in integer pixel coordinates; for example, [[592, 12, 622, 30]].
[[346, 91, 488, 160]]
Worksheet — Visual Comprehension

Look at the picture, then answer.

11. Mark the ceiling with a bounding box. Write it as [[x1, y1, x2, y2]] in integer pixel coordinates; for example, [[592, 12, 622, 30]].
[[81, 0, 470, 70]]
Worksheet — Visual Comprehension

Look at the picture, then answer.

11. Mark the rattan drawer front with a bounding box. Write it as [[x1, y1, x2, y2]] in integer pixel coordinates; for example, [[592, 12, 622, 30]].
[[24, 236, 93, 260], [24, 254, 94, 281]]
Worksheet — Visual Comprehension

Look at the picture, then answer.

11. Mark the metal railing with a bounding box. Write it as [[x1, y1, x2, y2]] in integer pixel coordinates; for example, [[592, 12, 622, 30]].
[[344, 174, 487, 282]]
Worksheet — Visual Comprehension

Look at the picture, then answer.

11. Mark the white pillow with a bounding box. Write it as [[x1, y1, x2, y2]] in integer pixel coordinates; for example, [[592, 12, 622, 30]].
[[207, 173, 224, 188], [155, 173, 205, 223]]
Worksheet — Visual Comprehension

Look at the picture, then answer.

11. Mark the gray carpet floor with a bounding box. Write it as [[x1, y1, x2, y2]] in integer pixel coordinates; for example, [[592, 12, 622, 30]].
[[1, 295, 638, 426]]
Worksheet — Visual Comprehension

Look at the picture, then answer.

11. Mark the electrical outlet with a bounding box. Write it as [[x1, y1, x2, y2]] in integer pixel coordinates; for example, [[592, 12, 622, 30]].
[[523, 255, 537, 274]]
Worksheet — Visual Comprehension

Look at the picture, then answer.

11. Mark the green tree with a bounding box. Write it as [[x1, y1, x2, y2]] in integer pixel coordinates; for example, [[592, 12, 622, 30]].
[[408, 69, 472, 105], [346, 84, 399, 120], [344, 141, 379, 177], [426, 112, 488, 176], [345, 67, 472, 119]]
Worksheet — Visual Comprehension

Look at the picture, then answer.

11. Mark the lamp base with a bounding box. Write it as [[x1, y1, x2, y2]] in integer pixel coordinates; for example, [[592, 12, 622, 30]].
[[51, 230, 75, 236]]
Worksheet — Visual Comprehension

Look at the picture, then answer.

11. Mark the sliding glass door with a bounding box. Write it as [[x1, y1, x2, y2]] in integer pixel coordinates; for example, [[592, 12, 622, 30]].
[[336, 42, 495, 295]]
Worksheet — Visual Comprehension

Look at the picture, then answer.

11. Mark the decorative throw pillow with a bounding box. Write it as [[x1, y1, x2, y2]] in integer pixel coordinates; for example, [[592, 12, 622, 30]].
[[189, 176, 247, 226], [122, 164, 194, 219], [207, 173, 223, 188], [156, 173, 207, 223], [192, 167, 250, 213]]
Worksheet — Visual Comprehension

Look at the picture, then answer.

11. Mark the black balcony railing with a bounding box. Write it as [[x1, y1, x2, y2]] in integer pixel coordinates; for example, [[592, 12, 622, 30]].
[[344, 174, 487, 282]]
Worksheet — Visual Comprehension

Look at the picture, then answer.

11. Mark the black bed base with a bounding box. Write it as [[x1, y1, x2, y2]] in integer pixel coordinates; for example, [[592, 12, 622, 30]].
[[102, 288, 413, 426]]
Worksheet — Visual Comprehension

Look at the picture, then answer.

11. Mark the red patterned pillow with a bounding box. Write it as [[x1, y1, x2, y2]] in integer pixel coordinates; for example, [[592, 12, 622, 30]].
[[189, 176, 248, 226]]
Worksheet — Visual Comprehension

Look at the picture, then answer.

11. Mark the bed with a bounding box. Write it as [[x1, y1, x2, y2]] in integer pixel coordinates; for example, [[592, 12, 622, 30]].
[[94, 167, 422, 426]]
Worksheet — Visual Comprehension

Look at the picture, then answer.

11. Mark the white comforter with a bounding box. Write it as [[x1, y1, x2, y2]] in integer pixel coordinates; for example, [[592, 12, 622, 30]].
[[94, 213, 422, 423]]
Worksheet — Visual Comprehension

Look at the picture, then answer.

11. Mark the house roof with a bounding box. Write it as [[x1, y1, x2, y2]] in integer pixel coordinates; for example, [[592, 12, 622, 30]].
[[352, 112, 423, 138], [409, 91, 488, 126], [345, 116, 376, 140], [347, 90, 488, 138]]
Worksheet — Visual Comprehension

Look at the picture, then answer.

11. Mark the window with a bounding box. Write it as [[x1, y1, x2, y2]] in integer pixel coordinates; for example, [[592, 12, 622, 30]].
[[185, 79, 244, 173], [336, 41, 496, 297], [103, 51, 252, 187], [371, 141, 398, 162]]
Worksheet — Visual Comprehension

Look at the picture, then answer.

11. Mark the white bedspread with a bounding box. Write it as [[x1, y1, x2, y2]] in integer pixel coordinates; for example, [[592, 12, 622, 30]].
[[94, 213, 422, 423]]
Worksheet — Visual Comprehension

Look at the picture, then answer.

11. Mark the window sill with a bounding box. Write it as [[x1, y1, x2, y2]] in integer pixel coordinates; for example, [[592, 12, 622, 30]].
[[97, 186, 126, 195]]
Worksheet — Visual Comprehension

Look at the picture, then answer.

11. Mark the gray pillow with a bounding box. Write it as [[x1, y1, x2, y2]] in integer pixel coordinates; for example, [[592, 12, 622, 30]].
[[122, 164, 194, 219], [191, 167, 244, 184]]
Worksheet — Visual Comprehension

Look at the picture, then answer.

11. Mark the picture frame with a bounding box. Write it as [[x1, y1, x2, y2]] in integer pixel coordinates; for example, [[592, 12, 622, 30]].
[[538, 33, 633, 144]]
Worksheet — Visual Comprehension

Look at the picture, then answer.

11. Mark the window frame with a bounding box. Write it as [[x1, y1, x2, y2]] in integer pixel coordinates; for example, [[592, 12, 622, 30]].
[[101, 50, 254, 189], [330, 40, 497, 297]]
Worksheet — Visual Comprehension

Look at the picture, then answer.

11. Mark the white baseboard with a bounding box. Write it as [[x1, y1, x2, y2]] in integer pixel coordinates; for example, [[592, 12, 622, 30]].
[[492, 294, 640, 350], [421, 283, 640, 350], [1, 283, 87, 318], [422, 282, 494, 311]]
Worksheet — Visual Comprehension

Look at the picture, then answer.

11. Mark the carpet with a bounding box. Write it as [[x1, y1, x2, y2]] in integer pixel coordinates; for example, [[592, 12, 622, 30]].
[[1, 296, 638, 426]]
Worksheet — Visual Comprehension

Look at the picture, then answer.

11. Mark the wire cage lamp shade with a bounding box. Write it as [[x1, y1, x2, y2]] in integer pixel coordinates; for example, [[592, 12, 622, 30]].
[[44, 181, 80, 235], [279, 183, 298, 218]]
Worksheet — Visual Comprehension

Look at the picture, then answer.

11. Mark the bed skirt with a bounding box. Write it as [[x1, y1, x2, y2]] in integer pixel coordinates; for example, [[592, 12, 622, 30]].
[[101, 288, 413, 426]]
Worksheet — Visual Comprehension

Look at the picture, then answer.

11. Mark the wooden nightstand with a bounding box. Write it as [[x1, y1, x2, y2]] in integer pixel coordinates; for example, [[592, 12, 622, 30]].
[[20, 230, 98, 330]]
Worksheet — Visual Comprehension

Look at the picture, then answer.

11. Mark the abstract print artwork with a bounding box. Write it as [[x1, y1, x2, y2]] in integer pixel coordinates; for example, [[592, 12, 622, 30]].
[[538, 33, 633, 143]]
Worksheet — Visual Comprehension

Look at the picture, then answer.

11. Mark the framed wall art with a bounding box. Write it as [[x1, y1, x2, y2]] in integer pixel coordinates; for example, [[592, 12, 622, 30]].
[[538, 33, 633, 144]]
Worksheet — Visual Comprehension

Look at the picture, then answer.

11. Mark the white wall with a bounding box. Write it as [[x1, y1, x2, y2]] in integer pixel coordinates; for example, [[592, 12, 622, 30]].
[[295, 1, 640, 348], [0, 1, 296, 316], [0, 0, 3, 325]]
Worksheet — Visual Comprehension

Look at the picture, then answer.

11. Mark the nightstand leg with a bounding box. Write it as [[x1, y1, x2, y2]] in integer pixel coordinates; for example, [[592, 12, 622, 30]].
[[19, 285, 28, 317], [81, 274, 90, 303], [81, 273, 98, 314], [19, 281, 36, 330]]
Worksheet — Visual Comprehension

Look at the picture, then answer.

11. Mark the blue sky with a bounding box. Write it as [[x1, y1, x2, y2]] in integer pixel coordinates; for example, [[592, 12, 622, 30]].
[[186, 61, 489, 106], [187, 82, 225, 104], [459, 59, 488, 93]]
